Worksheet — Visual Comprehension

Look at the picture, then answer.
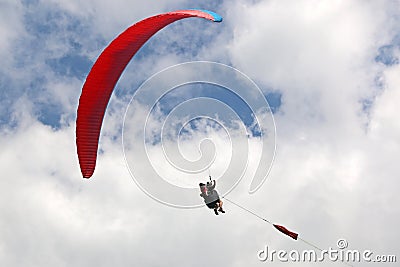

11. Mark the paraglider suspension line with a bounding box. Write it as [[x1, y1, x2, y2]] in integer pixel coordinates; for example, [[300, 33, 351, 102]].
[[223, 197, 271, 224]]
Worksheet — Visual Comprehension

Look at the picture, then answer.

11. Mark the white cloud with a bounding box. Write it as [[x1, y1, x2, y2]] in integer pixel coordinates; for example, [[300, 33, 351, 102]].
[[0, 1, 24, 62], [226, 0, 389, 133]]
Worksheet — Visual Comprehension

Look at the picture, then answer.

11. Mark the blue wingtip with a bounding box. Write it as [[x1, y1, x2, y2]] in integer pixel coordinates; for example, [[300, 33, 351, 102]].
[[204, 10, 223, 22], [192, 9, 223, 22]]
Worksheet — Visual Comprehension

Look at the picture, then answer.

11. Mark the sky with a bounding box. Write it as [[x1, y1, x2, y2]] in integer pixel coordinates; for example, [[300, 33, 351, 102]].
[[0, 0, 400, 266]]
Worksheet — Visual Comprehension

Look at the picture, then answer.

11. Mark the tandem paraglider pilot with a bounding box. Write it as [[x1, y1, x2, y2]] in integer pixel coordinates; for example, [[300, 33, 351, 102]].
[[199, 176, 225, 215]]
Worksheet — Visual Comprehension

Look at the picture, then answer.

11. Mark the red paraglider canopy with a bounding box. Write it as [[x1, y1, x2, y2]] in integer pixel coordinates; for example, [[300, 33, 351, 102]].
[[76, 10, 222, 178]]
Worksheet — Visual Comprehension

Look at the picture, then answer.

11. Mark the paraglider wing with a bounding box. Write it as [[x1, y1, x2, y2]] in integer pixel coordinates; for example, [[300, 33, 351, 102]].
[[76, 10, 222, 178], [273, 224, 298, 240]]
